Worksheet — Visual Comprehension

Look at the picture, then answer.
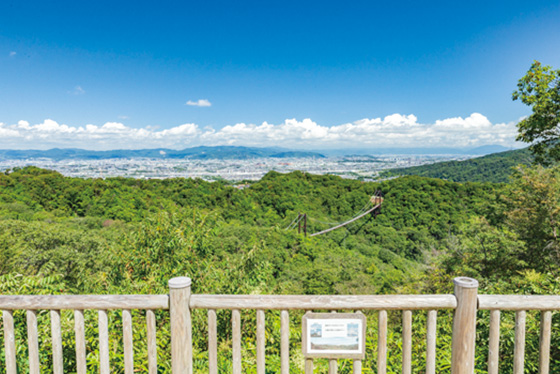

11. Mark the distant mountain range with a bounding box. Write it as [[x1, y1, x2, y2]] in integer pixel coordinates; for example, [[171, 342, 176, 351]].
[[318, 145, 513, 156], [0, 146, 326, 161], [379, 147, 534, 183], [0, 144, 516, 161]]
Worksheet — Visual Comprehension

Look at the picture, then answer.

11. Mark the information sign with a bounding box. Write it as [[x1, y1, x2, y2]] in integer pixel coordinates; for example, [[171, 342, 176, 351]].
[[302, 313, 366, 359]]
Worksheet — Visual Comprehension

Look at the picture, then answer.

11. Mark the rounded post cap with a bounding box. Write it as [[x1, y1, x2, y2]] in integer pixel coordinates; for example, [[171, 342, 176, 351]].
[[453, 277, 478, 288], [168, 276, 192, 289]]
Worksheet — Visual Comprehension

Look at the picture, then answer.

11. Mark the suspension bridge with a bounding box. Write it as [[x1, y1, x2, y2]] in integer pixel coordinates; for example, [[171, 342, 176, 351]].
[[285, 190, 383, 236]]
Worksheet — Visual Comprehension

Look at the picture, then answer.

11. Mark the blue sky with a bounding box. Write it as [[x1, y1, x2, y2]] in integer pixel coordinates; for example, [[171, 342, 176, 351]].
[[1, 0, 559, 150]]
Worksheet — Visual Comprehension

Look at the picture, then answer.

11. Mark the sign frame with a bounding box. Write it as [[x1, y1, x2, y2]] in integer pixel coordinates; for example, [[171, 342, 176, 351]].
[[302, 312, 366, 359]]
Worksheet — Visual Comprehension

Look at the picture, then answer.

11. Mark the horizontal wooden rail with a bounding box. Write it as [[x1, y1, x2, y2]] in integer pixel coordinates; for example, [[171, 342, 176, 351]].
[[190, 294, 457, 310], [9, 293, 559, 312], [0, 295, 169, 310], [479, 295, 560, 310]]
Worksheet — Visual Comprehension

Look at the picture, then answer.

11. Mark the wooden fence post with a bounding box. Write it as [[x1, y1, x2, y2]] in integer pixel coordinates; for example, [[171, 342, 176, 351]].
[[169, 277, 193, 374], [451, 277, 478, 374]]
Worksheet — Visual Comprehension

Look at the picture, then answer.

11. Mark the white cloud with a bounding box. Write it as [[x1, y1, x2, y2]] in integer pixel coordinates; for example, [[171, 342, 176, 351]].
[[185, 99, 211, 107], [17, 120, 30, 129], [0, 113, 522, 150], [158, 123, 199, 137], [9, 51, 16, 57], [0, 123, 21, 137], [71, 86, 85, 95], [101, 122, 127, 132]]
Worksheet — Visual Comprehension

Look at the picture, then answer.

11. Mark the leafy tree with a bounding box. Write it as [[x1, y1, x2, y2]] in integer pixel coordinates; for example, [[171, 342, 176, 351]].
[[434, 216, 526, 282], [513, 61, 560, 164], [505, 165, 560, 271]]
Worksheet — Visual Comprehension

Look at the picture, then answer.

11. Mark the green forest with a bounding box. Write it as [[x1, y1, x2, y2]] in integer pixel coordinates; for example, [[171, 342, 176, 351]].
[[1, 161, 560, 373], [379, 148, 534, 183]]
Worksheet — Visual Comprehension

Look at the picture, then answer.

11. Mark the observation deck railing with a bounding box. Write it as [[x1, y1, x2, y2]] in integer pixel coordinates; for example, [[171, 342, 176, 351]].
[[0, 276, 558, 373]]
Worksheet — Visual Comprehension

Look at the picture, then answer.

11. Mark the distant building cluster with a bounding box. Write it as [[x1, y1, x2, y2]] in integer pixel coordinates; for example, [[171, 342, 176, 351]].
[[0, 155, 470, 182]]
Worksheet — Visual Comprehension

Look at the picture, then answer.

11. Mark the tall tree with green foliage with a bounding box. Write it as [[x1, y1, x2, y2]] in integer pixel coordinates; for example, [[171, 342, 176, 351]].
[[506, 165, 560, 271], [513, 61, 560, 164]]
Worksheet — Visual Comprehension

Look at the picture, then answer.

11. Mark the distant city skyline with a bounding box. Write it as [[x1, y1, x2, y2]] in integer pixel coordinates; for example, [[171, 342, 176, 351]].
[[0, 154, 469, 182], [1, 1, 559, 150]]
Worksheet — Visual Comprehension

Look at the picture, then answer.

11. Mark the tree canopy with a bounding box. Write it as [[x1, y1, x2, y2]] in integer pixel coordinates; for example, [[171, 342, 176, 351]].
[[513, 61, 560, 164], [379, 148, 533, 183], [3, 166, 560, 372]]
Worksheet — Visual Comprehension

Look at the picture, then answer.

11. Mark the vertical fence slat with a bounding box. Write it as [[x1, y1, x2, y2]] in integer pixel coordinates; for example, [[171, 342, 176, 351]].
[[378, 310, 387, 374], [169, 277, 193, 374], [539, 310, 552, 374], [3, 310, 17, 374], [353, 310, 362, 374], [232, 309, 242, 374], [402, 310, 412, 374], [74, 309, 87, 374], [51, 310, 63, 374], [329, 359, 338, 374], [451, 277, 478, 374], [305, 359, 314, 374], [27, 310, 40, 374], [304, 310, 313, 374], [208, 309, 218, 374], [426, 310, 437, 374], [256, 309, 266, 374], [281, 309, 290, 374], [123, 309, 134, 374], [329, 310, 337, 373], [98, 310, 110, 374], [513, 310, 526, 374], [487, 309, 500, 374], [353, 359, 362, 374], [147, 310, 158, 374]]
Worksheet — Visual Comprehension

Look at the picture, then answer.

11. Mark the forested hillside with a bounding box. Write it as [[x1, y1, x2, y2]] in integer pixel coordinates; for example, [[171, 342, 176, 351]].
[[1, 166, 559, 373], [0, 167, 498, 296], [380, 148, 533, 183]]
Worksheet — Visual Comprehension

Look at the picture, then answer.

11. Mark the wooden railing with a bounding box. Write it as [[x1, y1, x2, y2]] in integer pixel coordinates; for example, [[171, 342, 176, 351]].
[[478, 295, 559, 374], [0, 276, 559, 373], [1, 295, 169, 374], [190, 293, 458, 374]]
